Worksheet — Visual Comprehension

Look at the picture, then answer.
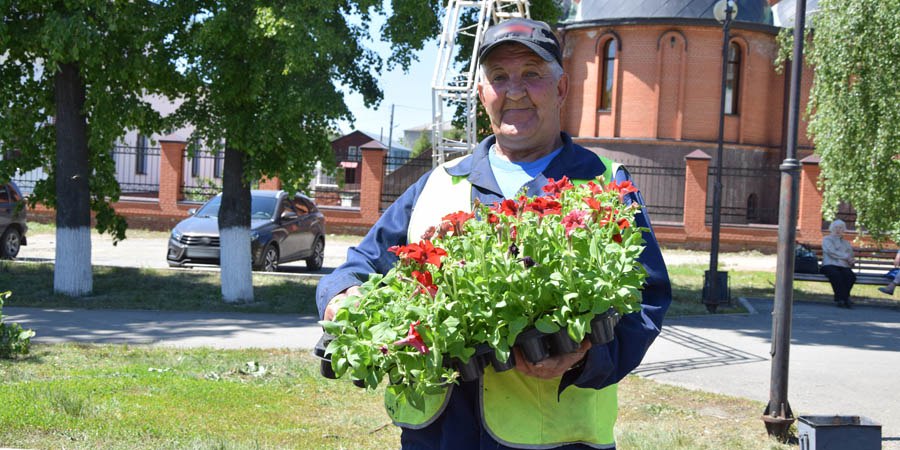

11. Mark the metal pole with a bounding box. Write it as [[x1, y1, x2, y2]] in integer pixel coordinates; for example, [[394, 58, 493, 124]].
[[763, 0, 807, 442], [706, 2, 732, 312], [387, 104, 395, 155]]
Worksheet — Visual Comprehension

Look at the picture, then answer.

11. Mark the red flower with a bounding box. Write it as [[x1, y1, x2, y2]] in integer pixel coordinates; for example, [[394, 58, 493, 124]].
[[524, 197, 562, 217], [542, 176, 574, 197], [442, 210, 475, 236], [393, 321, 429, 354], [437, 221, 454, 239], [412, 270, 438, 298], [607, 180, 639, 201], [611, 217, 632, 244], [495, 199, 520, 217], [421, 226, 436, 241], [586, 181, 604, 195], [487, 213, 499, 225], [561, 209, 589, 237], [582, 197, 602, 211], [510, 225, 517, 240], [388, 241, 447, 267]]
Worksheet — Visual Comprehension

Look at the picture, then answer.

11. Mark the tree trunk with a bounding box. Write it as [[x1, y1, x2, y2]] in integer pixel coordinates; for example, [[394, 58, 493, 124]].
[[53, 63, 92, 296], [219, 145, 253, 303]]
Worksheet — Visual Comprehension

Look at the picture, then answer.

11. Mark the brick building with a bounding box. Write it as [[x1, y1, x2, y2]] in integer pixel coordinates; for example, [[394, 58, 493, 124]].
[[556, 0, 813, 229]]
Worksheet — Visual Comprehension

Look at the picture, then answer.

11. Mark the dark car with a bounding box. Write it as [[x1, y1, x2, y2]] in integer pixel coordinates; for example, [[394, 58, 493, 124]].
[[1, 182, 27, 259], [167, 190, 325, 272]]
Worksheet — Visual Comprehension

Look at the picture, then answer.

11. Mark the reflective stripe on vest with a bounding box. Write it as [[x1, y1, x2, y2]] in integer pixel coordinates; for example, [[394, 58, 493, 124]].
[[387, 152, 621, 448]]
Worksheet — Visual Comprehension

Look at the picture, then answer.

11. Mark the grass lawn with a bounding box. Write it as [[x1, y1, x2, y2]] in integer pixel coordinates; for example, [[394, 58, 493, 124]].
[[0, 344, 792, 450], [667, 263, 899, 313], [3, 259, 896, 317], [0, 262, 319, 315]]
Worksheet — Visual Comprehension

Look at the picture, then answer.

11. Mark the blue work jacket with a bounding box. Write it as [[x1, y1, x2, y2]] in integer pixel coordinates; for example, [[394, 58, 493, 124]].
[[316, 133, 672, 450]]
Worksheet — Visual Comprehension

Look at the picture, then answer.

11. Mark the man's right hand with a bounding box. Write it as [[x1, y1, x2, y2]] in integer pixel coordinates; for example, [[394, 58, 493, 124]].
[[323, 285, 362, 321]]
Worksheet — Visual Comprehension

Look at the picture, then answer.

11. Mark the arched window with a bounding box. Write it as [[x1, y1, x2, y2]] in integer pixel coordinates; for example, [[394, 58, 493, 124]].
[[746, 193, 759, 222], [725, 42, 741, 115], [599, 39, 617, 111]]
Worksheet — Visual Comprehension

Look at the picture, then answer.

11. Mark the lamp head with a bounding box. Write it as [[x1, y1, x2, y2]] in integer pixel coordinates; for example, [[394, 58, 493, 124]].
[[713, 0, 739, 23]]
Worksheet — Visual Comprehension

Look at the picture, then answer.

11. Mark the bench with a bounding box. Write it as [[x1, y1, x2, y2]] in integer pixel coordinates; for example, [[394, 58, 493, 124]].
[[793, 244, 897, 285]]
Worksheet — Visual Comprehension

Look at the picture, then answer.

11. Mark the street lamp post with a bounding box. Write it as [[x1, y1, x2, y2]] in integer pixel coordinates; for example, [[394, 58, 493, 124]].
[[763, 0, 808, 442], [705, 0, 737, 313]]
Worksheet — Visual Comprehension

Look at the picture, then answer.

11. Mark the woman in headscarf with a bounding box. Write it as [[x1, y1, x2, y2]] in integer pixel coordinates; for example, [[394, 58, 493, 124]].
[[821, 219, 856, 308]]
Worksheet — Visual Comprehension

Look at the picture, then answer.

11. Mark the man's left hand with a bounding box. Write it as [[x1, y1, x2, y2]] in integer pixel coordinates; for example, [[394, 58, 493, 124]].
[[513, 339, 591, 379]]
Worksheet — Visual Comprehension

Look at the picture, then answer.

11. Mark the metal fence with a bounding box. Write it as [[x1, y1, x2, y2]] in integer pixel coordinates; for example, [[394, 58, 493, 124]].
[[112, 145, 161, 197], [10, 167, 47, 195], [381, 154, 433, 210], [706, 165, 782, 225], [181, 149, 223, 202], [626, 164, 685, 224]]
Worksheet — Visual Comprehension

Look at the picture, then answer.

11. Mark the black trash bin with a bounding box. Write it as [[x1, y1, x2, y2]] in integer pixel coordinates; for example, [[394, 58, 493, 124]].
[[797, 415, 881, 450], [702, 270, 730, 312]]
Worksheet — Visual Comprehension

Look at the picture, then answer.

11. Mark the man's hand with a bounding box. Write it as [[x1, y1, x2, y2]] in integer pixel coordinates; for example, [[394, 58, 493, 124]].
[[323, 285, 362, 321], [513, 339, 591, 379]]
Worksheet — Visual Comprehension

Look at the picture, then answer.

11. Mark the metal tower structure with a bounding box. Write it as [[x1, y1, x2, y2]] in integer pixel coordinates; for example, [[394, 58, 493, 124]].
[[431, 0, 530, 167]]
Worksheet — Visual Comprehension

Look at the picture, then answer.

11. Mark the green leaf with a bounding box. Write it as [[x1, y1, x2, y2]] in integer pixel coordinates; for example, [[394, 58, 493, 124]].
[[534, 316, 560, 334]]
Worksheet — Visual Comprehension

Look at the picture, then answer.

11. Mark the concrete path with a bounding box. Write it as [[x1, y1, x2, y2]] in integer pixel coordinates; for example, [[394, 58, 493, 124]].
[[640, 298, 900, 448], [2, 307, 322, 350]]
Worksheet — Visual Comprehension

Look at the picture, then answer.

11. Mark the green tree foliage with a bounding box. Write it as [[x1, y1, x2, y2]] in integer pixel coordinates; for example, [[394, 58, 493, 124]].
[[172, 0, 439, 197], [0, 1, 183, 241], [807, 0, 900, 242], [411, 128, 463, 157], [169, 0, 439, 301]]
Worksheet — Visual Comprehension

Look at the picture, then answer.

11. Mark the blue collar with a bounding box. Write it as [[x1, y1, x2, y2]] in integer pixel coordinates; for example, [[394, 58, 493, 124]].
[[445, 132, 612, 195]]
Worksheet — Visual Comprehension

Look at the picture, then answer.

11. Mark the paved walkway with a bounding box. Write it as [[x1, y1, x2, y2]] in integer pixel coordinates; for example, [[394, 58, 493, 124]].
[[5, 298, 899, 447]]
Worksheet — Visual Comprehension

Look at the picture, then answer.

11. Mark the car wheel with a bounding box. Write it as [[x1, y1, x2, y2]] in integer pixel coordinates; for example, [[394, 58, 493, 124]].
[[306, 237, 325, 271], [258, 244, 279, 272], [0, 227, 21, 260]]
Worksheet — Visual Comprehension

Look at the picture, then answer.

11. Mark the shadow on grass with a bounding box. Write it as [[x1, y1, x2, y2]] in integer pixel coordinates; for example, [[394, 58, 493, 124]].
[[0, 262, 317, 315]]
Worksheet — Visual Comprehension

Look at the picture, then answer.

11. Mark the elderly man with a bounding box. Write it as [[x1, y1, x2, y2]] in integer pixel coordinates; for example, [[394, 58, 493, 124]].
[[317, 18, 671, 450]]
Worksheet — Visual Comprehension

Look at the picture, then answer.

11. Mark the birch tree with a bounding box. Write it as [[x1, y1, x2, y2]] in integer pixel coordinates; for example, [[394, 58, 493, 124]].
[[807, 0, 900, 242], [171, 0, 439, 302], [0, 1, 184, 295]]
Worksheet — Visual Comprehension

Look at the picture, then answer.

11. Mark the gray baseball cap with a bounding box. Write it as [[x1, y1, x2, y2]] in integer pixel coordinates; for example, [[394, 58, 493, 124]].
[[478, 18, 562, 66]]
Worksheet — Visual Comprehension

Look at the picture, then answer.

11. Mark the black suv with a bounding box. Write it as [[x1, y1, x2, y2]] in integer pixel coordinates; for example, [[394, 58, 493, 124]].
[[0, 182, 27, 259], [167, 190, 326, 272]]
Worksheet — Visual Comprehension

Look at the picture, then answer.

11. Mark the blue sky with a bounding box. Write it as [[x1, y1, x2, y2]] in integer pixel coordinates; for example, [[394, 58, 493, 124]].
[[337, 12, 441, 146]]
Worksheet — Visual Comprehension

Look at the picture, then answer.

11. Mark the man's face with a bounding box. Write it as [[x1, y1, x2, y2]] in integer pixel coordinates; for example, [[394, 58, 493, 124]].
[[478, 43, 568, 161]]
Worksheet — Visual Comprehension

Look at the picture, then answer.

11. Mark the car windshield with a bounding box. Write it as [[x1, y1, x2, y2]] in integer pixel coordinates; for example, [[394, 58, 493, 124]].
[[194, 195, 278, 220]]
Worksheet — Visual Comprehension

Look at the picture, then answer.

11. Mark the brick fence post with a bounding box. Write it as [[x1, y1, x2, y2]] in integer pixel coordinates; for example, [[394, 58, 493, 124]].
[[683, 149, 711, 239], [159, 140, 186, 214], [359, 141, 386, 224], [798, 154, 823, 244], [258, 177, 281, 191]]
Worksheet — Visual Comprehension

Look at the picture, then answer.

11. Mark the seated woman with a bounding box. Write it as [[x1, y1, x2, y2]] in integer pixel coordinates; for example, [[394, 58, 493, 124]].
[[821, 219, 856, 308], [878, 249, 900, 296]]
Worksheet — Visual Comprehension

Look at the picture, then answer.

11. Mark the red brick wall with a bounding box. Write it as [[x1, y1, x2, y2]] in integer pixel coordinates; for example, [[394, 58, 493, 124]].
[[561, 24, 804, 151]]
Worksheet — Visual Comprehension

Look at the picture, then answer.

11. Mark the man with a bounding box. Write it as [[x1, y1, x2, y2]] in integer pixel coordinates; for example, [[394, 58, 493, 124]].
[[317, 18, 671, 449]]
